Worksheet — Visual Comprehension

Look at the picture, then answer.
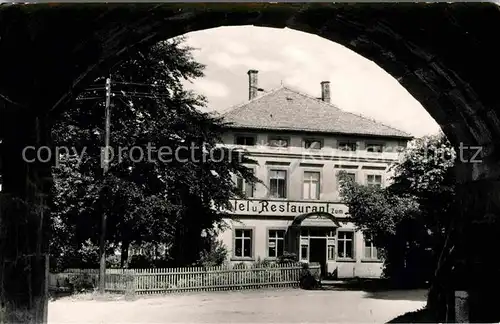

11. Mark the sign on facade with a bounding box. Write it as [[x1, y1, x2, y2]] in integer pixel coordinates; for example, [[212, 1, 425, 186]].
[[218, 199, 349, 217]]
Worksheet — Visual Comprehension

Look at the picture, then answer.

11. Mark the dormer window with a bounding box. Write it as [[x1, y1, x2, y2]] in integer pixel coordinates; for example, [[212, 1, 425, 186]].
[[338, 141, 357, 151], [235, 135, 256, 146], [268, 136, 289, 148], [366, 143, 384, 153], [303, 138, 322, 150]]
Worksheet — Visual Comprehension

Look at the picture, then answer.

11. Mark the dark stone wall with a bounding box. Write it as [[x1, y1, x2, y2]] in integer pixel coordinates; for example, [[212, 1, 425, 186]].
[[1, 3, 500, 322]]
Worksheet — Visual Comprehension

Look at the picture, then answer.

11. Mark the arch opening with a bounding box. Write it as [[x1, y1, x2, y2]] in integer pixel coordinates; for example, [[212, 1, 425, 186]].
[[2, 4, 500, 322]]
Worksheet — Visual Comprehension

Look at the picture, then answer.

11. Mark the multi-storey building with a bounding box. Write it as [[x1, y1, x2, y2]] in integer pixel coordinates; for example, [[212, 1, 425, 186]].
[[216, 70, 412, 278]]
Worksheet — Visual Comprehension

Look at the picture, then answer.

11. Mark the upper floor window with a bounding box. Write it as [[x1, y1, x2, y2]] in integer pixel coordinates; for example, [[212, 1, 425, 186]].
[[367, 174, 382, 188], [338, 141, 357, 151], [337, 171, 356, 186], [236, 169, 255, 198], [303, 171, 320, 200], [303, 138, 322, 150], [366, 143, 384, 153], [269, 169, 287, 198], [235, 135, 256, 146], [268, 136, 289, 148]]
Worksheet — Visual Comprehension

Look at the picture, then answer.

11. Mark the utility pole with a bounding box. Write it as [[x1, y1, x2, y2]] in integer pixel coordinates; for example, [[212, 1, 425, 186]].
[[99, 77, 112, 294]]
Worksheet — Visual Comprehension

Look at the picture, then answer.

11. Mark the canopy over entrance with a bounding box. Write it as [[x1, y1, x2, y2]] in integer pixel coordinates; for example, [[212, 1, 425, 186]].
[[291, 211, 342, 227]]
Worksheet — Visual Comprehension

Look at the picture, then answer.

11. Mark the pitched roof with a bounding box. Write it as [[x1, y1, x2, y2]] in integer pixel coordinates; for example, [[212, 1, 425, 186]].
[[221, 86, 413, 139]]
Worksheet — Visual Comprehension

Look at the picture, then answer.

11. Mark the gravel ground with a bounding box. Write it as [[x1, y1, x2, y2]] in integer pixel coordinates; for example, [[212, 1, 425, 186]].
[[48, 288, 427, 323]]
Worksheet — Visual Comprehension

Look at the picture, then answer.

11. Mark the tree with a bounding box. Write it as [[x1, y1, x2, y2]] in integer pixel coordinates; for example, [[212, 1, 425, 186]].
[[338, 133, 456, 287], [50, 36, 256, 270]]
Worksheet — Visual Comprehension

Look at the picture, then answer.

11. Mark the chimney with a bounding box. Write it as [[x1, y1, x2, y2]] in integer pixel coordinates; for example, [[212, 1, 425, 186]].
[[248, 69, 259, 100], [321, 81, 331, 103]]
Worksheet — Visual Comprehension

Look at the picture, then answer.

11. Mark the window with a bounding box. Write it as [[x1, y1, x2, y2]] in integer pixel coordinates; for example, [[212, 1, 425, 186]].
[[234, 229, 253, 258], [268, 229, 285, 258], [327, 232, 336, 260], [337, 231, 354, 259], [327, 244, 336, 260], [268, 136, 289, 148], [367, 143, 384, 153], [236, 169, 255, 198], [269, 169, 287, 198], [304, 138, 322, 150], [338, 141, 357, 151], [364, 236, 378, 259], [367, 174, 382, 188], [235, 135, 256, 146], [300, 244, 309, 261], [338, 172, 356, 185], [303, 171, 320, 200]]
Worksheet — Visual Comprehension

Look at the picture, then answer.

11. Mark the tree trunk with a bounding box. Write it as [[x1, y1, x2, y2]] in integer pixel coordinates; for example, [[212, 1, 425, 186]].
[[120, 240, 130, 268], [0, 109, 51, 323]]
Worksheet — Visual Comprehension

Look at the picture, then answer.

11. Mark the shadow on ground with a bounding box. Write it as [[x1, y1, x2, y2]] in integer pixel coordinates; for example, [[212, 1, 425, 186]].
[[319, 278, 429, 302], [386, 308, 434, 323]]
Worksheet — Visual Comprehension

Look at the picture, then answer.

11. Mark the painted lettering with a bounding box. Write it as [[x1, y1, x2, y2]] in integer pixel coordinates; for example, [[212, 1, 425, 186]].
[[259, 200, 269, 214], [219, 199, 348, 217], [238, 203, 245, 211]]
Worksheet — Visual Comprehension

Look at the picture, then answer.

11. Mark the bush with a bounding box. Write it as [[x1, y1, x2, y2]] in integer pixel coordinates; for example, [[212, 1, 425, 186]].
[[128, 255, 155, 269], [197, 239, 228, 267], [67, 273, 96, 293], [232, 262, 247, 269], [252, 257, 274, 268], [277, 252, 298, 264]]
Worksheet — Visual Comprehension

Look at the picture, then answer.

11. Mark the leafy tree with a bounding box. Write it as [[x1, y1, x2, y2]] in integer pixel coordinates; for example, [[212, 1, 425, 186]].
[[338, 133, 456, 287], [50, 36, 256, 269]]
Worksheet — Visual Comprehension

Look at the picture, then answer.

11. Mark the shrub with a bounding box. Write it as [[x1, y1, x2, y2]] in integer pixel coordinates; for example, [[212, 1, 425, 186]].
[[277, 252, 298, 264], [252, 257, 274, 268], [232, 262, 247, 269], [67, 273, 96, 293], [197, 239, 228, 267], [128, 255, 155, 268]]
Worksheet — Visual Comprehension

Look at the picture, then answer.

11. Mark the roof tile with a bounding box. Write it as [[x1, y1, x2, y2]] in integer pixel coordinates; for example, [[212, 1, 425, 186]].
[[221, 86, 413, 139]]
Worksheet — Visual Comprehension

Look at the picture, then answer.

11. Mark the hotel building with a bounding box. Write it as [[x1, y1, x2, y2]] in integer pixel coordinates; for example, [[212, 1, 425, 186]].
[[217, 70, 412, 278]]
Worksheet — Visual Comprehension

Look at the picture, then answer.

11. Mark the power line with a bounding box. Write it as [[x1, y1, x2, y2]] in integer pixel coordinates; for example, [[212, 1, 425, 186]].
[[112, 81, 161, 87]]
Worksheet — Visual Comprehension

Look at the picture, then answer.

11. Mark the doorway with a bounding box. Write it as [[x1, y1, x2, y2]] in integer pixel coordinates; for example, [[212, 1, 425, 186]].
[[309, 238, 327, 278]]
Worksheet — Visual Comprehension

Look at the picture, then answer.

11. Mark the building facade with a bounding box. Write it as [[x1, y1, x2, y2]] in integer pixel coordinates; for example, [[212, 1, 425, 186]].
[[216, 70, 412, 279]]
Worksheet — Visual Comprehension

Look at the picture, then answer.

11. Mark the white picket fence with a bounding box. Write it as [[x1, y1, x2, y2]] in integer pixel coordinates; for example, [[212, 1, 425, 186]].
[[49, 263, 320, 295]]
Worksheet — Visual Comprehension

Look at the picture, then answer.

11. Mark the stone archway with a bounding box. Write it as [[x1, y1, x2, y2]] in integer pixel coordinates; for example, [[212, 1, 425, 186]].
[[1, 3, 500, 322]]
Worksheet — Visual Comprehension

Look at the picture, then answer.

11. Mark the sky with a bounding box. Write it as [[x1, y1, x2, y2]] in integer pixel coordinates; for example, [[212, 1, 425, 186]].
[[182, 26, 441, 138]]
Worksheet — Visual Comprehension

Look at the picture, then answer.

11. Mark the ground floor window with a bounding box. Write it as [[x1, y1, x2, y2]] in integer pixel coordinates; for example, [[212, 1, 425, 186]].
[[234, 228, 253, 258], [364, 235, 378, 259], [300, 237, 309, 261], [268, 229, 285, 258], [337, 231, 354, 259]]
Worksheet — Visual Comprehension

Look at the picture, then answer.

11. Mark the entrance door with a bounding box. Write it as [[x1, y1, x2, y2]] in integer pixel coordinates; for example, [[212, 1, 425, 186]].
[[309, 238, 327, 278]]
